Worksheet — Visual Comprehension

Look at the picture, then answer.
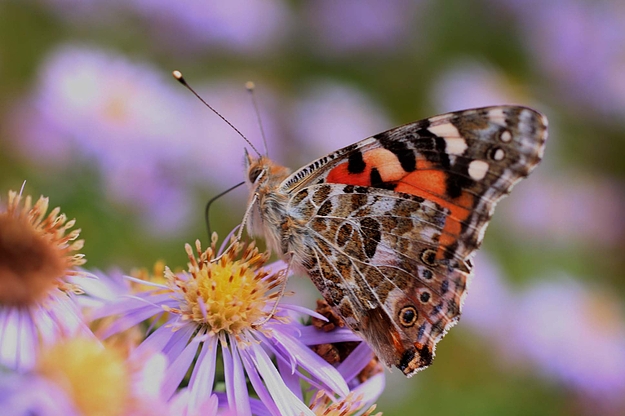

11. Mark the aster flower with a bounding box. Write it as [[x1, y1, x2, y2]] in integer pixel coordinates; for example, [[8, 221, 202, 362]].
[[500, 171, 625, 248], [291, 80, 390, 166], [7, 45, 196, 235], [429, 59, 538, 114], [510, 277, 625, 401], [95, 234, 350, 415], [303, 0, 424, 55], [0, 371, 80, 416], [1, 336, 175, 416], [0, 189, 90, 371], [489, 0, 625, 119], [461, 253, 515, 342], [301, 299, 386, 414], [7, 45, 287, 235], [128, 0, 290, 54]]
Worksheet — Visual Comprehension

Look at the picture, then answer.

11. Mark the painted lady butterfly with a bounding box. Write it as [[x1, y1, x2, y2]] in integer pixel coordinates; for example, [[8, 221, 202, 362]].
[[243, 105, 547, 377]]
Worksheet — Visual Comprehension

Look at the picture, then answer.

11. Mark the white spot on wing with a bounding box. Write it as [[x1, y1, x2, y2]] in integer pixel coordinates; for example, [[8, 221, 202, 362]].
[[429, 122, 460, 138], [468, 160, 489, 180], [488, 108, 506, 124], [492, 148, 505, 161], [428, 122, 469, 155], [444, 137, 468, 155], [500, 130, 512, 142]]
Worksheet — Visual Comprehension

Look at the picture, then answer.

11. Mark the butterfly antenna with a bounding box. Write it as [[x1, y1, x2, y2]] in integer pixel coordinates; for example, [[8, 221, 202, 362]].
[[172, 70, 262, 157], [204, 181, 245, 239], [245, 81, 269, 156]]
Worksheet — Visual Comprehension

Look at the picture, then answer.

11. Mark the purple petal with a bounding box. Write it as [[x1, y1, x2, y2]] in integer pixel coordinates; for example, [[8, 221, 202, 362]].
[[239, 351, 280, 416], [276, 303, 328, 321], [188, 333, 218, 411], [0, 373, 81, 416], [100, 308, 164, 339], [45, 291, 91, 337], [277, 357, 303, 400], [0, 309, 34, 371], [248, 343, 314, 416], [248, 397, 272, 416], [162, 323, 198, 365], [130, 321, 178, 361], [92, 292, 175, 318], [222, 339, 252, 416], [215, 393, 271, 416], [297, 325, 362, 344], [255, 336, 328, 395], [161, 338, 200, 399], [337, 342, 373, 383], [272, 328, 349, 396], [351, 373, 386, 406]]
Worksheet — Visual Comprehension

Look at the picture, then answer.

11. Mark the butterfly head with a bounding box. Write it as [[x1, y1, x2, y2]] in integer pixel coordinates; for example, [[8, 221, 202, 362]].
[[243, 149, 292, 256], [244, 149, 291, 191]]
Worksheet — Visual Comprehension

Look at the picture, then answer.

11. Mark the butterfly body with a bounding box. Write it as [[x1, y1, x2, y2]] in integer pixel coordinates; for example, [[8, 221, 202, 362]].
[[245, 106, 547, 377]]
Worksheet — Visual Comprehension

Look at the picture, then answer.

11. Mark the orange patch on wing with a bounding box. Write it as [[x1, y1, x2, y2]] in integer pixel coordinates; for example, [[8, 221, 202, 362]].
[[326, 148, 406, 186], [396, 163, 474, 260], [326, 163, 372, 186], [365, 148, 406, 181], [327, 153, 474, 260]]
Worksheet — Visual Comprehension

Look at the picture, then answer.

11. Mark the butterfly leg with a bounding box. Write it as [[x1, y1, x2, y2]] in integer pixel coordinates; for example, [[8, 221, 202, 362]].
[[253, 252, 293, 327], [211, 193, 259, 263]]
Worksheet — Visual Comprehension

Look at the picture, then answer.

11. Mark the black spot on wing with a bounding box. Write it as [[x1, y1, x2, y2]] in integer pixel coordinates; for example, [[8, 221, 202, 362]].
[[347, 150, 366, 174], [445, 157, 474, 200], [374, 132, 417, 172], [370, 168, 397, 190], [413, 128, 451, 169]]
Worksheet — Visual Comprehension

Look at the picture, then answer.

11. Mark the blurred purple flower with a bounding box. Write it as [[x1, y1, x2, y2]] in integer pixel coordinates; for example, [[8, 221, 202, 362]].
[[303, 0, 425, 55], [510, 276, 625, 401], [430, 60, 540, 113], [128, 0, 290, 54], [290, 80, 390, 165], [500, 171, 625, 247], [7, 45, 284, 235], [186, 80, 285, 186], [490, 0, 625, 119], [94, 236, 352, 415], [461, 253, 515, 342], [0, 372, 80, 416], [0, 336, 179, 415], [7, 45, 197, 234]]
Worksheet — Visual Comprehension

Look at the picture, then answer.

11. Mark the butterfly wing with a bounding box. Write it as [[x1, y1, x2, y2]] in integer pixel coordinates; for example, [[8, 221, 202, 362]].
[[281, 106, 547, 376]]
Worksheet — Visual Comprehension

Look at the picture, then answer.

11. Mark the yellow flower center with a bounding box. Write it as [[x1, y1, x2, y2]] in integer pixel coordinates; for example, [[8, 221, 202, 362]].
[[166, 236, 283, 335], [36, 338, 130, 416], [0, 191, 85, 306]]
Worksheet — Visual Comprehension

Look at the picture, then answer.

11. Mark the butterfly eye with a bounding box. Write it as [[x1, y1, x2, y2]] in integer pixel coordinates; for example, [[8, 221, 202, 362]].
[[248, 167, 263, 183], [399, 306, 418, 327]]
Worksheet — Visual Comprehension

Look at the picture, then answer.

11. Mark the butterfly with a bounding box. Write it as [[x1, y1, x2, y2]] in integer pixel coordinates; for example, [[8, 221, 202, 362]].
[[244, 105, 547, 377]]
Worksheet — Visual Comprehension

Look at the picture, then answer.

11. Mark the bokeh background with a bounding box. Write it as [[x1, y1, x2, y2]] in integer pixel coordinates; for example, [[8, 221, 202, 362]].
[[1, 0, 624, 415]]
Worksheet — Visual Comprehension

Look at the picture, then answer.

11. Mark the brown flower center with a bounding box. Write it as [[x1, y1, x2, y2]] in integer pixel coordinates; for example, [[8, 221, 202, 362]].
[[0, 192, 85, 306]]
